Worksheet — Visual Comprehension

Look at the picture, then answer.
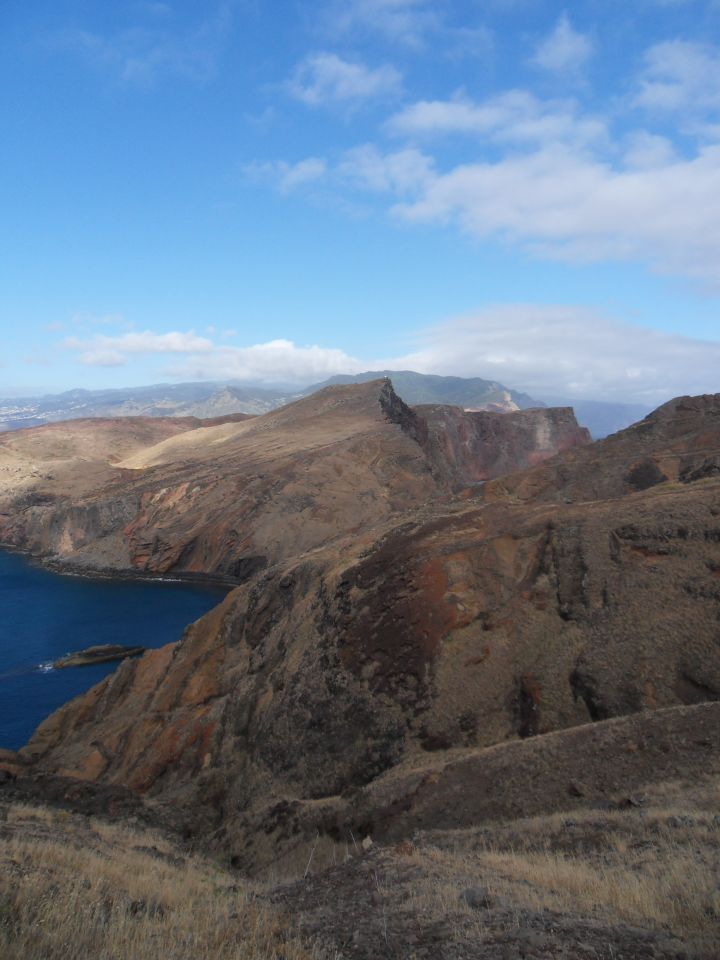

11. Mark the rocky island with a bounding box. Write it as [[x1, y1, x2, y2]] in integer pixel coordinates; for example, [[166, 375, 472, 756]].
[[52, 644, 146, 669]]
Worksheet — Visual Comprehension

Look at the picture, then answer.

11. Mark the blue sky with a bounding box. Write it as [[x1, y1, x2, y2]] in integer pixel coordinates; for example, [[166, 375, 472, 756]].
[[2, 0, 720, 403]]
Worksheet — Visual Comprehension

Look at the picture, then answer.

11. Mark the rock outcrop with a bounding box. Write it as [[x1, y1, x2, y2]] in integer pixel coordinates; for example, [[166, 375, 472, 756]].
[[418, 404, 589, 485]]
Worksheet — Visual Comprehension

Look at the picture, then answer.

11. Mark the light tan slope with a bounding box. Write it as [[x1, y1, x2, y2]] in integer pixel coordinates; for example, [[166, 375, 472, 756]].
[[117, 418, 258, 469], [0, 416, 210, 501], [0, 381, 440, 576], [0, 416, 210, 463], [117, 380, 405, 470]]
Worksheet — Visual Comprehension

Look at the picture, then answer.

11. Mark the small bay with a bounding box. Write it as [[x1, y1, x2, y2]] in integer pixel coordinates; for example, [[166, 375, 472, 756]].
[[0, 551, 227, 750]]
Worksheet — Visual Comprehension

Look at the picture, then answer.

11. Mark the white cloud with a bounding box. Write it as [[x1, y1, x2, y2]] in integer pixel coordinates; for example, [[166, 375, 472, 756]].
[[338, 144, 434, 193], [622, 131, 677, 169], [66, 331, 215, 366], [245, 157, 328, 193], [250, 27, 720, 288], [532, 14, 593, 74], [289, 53, 402, 105], [60, 314, 720, 403], [64, 330, 364, 383], [168, 339, 364, 383], [247, 145, 432, 197], [634, 40, 720, 118], [340, 141, 720, 285], [253, 123, 720, 284], [389, 306, 720, 403], [322, 0, 492, 57], [277, 157, 328, 191], [386, 90, 606, 147]]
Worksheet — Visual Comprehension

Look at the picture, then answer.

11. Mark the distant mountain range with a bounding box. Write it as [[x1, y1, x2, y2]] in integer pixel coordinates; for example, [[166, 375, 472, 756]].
[[303, 370, 538, 411], [0, 381, 298, 430], [0, 372, 651, 438]]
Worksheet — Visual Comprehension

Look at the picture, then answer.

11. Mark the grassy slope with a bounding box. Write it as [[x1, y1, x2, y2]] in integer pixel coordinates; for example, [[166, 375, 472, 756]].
[[0, 803, 324, 960], [3, 779, 719, 960]]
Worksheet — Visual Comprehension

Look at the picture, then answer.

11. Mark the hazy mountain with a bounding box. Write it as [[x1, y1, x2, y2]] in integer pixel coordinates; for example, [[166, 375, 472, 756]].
[[305, 370, 539, 411], [0, 381, 296, 431], [0, 373, 652, 439]]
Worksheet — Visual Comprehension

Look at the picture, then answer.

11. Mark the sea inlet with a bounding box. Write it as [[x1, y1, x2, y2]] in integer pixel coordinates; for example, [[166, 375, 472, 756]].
[[0, 550, 227, 750]]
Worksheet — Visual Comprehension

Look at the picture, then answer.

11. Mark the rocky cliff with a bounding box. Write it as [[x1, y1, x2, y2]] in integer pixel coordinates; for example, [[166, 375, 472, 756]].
[[0, 380, 588, 579], [10, 388, 720, 875], [418, 403, 589, 485], [485, 393, 720, 503]]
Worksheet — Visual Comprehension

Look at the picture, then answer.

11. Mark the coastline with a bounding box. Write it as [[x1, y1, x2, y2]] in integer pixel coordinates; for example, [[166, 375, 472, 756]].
[[0, 542, 237, 592], [0, 548, 230, 750]]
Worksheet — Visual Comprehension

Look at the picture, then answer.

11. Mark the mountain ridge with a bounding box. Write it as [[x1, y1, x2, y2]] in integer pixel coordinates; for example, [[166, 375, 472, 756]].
[[1, 371, 650, 438]]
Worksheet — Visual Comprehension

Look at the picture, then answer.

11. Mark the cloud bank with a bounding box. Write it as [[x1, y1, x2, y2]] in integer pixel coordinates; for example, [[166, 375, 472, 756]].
[[66, 333, 364, 384], [390, 307, 720, 404], [64, 311, 720, 404]]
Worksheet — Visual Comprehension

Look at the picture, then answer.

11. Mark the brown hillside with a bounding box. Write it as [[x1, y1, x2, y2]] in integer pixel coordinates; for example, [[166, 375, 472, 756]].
[[0, 380, 587, 578], [12, 388, 720, 877]]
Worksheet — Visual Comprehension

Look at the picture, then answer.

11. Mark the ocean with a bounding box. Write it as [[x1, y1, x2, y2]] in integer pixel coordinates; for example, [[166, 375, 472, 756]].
[[0, 550, 227, 751]]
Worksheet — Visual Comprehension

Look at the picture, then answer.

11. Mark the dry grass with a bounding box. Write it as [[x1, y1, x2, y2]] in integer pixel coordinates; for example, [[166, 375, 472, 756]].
[[472, 844, 716, 933], [0, 804, 325, 960], [3, 796, 719, 958], [405, 800, 720, 940]]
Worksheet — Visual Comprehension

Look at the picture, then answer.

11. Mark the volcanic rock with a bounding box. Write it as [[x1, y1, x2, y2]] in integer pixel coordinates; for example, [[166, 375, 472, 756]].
[[53, 644, 146, 668]]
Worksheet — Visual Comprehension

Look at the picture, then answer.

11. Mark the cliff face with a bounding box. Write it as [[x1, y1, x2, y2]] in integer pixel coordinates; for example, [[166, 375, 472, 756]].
[[418, 404, 590, 485], [485, 393, 720, 503], [0, 380, 588, 579], [16, 390, 720, 873]]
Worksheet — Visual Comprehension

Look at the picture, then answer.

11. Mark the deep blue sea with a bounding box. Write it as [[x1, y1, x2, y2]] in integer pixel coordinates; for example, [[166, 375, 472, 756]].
[[0, 551, 227, 751]]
